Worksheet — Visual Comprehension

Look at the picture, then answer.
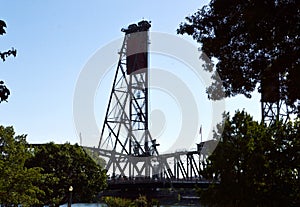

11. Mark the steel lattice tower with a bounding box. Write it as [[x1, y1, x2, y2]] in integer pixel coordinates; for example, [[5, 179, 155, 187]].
[[261, 66, 295, 125], [98, 20, 159, 177], [94, 21, 214, 181]]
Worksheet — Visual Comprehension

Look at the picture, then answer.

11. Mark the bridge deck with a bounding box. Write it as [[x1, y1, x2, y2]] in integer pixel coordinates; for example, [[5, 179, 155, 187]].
[[107, 178, 214, 190]]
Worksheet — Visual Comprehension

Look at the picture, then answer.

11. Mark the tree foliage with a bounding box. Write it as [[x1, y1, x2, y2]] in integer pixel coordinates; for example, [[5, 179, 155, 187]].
[[0, 81, 10, 103], [0, 20, 17, 103], [104, 195, 158, 207], [0, 125, 44, 206], [104, 196, 133, 207], [26, 143, 107, 205], [198, 111, 300, 206], [0, 20, 17, 61], [0, 126, 107, 206], [178, 0, 299, 108]]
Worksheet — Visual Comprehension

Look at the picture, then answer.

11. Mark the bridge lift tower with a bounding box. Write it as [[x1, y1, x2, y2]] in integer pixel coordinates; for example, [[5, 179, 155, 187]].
[[261, 65, 298, 125], [96, 20, 211, 181], [98, 20, 160, 178]]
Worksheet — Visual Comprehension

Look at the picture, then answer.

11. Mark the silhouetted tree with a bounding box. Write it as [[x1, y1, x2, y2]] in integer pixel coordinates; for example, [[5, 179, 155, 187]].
[[178, 0, 299, 112], [0, 81, 10, 103], [198, 111, 300, 206], [0, 20, 17, 103]]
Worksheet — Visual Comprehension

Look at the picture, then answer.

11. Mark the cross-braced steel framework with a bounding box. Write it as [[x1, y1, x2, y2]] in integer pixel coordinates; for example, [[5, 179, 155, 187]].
[[261, 100, 294, 125], [96, 21, 216, 180], [261, 67, 296, 125], [98, 21, 160, 178]]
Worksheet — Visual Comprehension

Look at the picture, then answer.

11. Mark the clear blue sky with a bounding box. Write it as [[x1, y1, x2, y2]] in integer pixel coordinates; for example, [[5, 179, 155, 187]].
[[0, 0, 261, 150]]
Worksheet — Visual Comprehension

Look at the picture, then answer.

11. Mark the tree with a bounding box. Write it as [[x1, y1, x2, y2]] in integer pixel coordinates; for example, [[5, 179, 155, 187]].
[[0, 81, 10, 103], [0, 20, 17, 103], [0, 20, 16, 61], [26, 143, 107, 205], [178, 0, 299, 111], [198, 111, 299, 206], [0, 125, 44, 206]]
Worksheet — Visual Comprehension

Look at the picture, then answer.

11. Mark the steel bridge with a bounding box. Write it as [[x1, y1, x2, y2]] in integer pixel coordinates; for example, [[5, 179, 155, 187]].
[[86, 19, 297, 197], [87, 140, 217, 181], [83, 20, 220, 194]]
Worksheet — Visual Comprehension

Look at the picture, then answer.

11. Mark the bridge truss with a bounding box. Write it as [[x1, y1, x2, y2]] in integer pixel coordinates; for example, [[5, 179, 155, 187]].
[[94, 20, 216, 182], [261, 65, 299, 125]]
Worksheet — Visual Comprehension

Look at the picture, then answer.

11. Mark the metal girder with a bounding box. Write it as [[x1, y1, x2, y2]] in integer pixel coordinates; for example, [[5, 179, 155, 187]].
[[96, 21, 215, 182], [86, 145, 211, 180], [98, 21, 159, 178], [261, 71, 296, 125]]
